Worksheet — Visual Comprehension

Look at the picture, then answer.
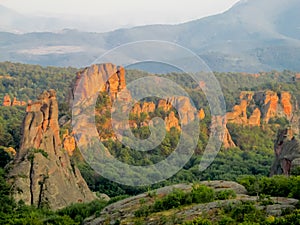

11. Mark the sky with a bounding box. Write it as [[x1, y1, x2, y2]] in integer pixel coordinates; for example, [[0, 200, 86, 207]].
[[0, 0, 240, 30]]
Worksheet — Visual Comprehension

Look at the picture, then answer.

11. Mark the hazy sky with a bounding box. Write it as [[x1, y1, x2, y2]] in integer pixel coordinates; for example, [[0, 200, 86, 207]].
[[1, 0, 240, 28]]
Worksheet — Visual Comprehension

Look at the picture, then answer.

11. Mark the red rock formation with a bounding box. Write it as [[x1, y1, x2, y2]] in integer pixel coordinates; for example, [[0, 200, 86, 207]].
[[132, 103, 142, 115], [280, 91, 292, 119], [226, 99, 248, 125], [71, 63, 130, 104], [168, 96, 196, 125], [9, 90, 95, 209], [62, 130, 76, 156], [2, 95, 11, 106], [165, 111, 180, 131], [211, 116, 236, 149], [157, 99, 172, 111], [262, 91, 279, 123], [141, 102, 156, 114], [248, 108, 261, 126], [2, 95, 27, 106]]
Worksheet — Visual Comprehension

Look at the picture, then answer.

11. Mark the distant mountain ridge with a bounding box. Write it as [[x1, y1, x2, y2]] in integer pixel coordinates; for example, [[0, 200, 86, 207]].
[[1, 0, 300, 72]]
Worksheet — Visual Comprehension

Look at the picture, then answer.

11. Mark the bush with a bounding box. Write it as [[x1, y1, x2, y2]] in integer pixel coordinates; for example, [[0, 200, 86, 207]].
[[216, 190, 237, 200]]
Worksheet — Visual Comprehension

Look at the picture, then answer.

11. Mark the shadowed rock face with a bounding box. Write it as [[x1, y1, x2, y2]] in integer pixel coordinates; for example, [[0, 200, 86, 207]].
[[8, 90, 95, 210], [271, 128, 300, 176]]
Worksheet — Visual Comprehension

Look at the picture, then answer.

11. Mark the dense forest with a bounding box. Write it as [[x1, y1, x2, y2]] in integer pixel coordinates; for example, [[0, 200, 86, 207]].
[[0, 62, 300, 224]]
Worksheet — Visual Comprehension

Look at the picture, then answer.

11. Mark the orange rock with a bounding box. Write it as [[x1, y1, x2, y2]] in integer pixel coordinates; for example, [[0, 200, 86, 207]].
[[198, 108, 205, 120], [71, 63, 130, 104], [165, 111, 180, 131], [157, 99, 172, 111], [132, 103, 142, 115], [141, 102, 156, 113], [226, 99, 248, 125], [248, 108, 261, 126], [2, 95, 11, 106], [62, 130, 76, 156], [168, 96, 195, 125], [262, 91, 279, 123], [211, 115, 235, 149], [280, 92, 292, 119]]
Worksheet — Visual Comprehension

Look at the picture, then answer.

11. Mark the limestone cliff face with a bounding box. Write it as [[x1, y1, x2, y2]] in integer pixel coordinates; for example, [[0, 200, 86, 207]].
[[271, 128, 300, 176], [8, 90, 95, 210]]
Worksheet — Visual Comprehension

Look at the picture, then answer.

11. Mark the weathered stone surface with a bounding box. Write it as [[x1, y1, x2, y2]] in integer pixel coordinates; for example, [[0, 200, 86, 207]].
[[168, 96, 196, 125], [8, 90, 95, 210], [248, 108, 261, 126], [62, 130, 76, 156], [280, 91, 292, 119], [71, 63, 130, 104], [212, 116, 236, 149], [165, 111, 180, 131], [157, 99, 172, 111], [261, 91, 279, 123], [223, 127, 236, 149], [132, 103, 142, 115], [84, 181, 298, 225], [271, 128, 300, 176], [226, 100, 248, 125], [141, 102, 156, 114]]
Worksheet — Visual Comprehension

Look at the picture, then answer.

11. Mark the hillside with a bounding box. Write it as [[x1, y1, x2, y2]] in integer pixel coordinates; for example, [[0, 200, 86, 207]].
[[0, 62, 299, 223], [1, 0, 300, 71]]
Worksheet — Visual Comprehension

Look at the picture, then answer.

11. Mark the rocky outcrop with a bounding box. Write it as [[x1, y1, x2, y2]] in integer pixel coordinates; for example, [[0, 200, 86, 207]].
[[8, 90, 95, 210], [157, 99, 172, 111], [211, 116, 236, 149], [226, 100, 248, 125], [271, 128, 300, 176], [2, 95, 11, 106], [248, 108, 261, 126], [261, 91, 279, 123], [168, 96, 196, 125], [280, 92, 292, 119], [165, 111, 180, 131], [71, 63, 130, 104], [226, 90, 294, 126], [84, 181, 298, 225], [141, 102, 156, 114], [2, 95, 26, 106], [62, 130, 76, 156]]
